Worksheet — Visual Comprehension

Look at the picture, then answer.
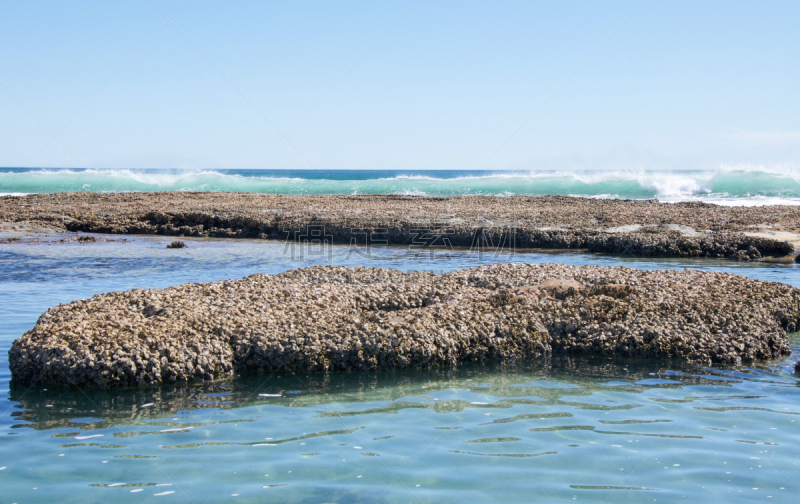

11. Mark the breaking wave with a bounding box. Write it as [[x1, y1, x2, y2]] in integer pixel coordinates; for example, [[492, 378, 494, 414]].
[[2, 167, 800, 205]]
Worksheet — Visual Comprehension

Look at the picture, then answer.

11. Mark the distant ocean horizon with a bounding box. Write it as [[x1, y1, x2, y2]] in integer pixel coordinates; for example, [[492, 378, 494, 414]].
[[3, 167, 800, 206]]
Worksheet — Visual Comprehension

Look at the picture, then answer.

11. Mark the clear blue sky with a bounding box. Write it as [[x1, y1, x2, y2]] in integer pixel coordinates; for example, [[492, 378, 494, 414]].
[[1, 0, 798, 171]]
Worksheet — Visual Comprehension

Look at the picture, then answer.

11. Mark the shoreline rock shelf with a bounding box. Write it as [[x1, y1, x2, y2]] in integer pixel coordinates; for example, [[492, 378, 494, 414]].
[[9, 264, 800, 388], [2, 193, 799, 261]]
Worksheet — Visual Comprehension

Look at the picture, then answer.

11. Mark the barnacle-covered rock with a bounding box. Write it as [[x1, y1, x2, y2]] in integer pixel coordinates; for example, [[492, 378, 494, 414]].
[[2, 193, 798, 261], [9, 264, 800, 388]]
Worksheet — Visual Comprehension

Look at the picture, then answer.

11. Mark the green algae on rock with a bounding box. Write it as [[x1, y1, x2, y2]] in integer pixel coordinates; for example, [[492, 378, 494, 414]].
[[9, 264, 800, 388]]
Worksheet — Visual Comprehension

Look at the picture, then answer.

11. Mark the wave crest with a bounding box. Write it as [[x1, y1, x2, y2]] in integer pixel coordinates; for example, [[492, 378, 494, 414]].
[[2, 168, 799, 205]]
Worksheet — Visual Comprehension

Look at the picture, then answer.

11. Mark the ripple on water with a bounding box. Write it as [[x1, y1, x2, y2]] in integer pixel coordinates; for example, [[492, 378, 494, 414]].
[[648, 394, 765, 403], [597, 419, 673, 424], [465, 437, 522, 443], [530, 425, 596, 432], [59, 443, 126, 448], [593, 430, 704, 439], [693, 406, 800, 415], [90, 482, 164, 488], [570, 485, 658, 491], [449, 450, 558, 458], [482, 412, 573, 424]]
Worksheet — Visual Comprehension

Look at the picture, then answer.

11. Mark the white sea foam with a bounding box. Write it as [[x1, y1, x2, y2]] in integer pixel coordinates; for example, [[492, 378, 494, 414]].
[[3, 167, 800, 205], [661, 195, 800, 207], [635, 172, 714, 200]]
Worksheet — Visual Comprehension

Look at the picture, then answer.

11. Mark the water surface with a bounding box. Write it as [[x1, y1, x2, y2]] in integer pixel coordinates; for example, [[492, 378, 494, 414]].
[[1, 234, 799, 503]]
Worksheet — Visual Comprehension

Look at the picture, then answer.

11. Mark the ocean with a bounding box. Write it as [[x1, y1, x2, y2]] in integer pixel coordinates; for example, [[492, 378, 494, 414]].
[[1, 168, 800, 502], [3, 167, 800, 205]]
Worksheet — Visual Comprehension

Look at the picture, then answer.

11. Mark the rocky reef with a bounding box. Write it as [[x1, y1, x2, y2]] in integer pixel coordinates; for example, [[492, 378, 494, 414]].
[[9, 264, 800, 388], [2, 193, 799, 261]]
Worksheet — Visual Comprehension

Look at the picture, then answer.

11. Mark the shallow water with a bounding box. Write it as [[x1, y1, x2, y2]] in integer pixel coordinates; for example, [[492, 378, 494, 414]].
[[1, 234, 799, 503]]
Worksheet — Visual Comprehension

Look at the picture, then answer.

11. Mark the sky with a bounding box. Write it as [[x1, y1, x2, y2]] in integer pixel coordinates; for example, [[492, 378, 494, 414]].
[[0, 0, 798, 171]]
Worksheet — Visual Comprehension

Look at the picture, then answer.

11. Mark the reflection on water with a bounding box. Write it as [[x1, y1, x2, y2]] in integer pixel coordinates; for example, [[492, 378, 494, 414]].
[[1, 234, 800, 503], [5, 356, 721, 431]]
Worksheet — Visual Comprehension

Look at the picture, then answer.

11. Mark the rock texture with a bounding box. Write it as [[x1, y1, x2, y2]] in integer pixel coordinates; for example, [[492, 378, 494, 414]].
[[2, 193, 799, 261], [9, 264, 800, 388]]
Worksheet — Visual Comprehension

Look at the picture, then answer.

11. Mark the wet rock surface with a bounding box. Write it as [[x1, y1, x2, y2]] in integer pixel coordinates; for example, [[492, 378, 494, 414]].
[[2, 193, 798, 261], [9, 264, 799, 388], [166, 240, 186, 249]]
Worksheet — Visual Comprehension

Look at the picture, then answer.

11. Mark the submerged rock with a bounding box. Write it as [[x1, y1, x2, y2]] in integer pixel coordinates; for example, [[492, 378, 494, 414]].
[[166, 240, 186, 249], [9, 264, 800, 388]]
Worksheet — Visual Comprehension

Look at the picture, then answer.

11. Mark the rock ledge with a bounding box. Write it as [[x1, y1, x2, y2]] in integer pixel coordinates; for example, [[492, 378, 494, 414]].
[[3, 193, 799, 261], [9, 264, 800, 388]]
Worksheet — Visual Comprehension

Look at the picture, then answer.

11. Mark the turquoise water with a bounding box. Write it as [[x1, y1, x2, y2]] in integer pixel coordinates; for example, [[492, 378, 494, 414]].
[[3, 168, 800, 204], [1, 235, 800, 503]]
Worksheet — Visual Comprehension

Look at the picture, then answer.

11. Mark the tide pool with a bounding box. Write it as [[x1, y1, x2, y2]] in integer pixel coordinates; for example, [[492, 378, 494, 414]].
[[1, 234, 798, 503]]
